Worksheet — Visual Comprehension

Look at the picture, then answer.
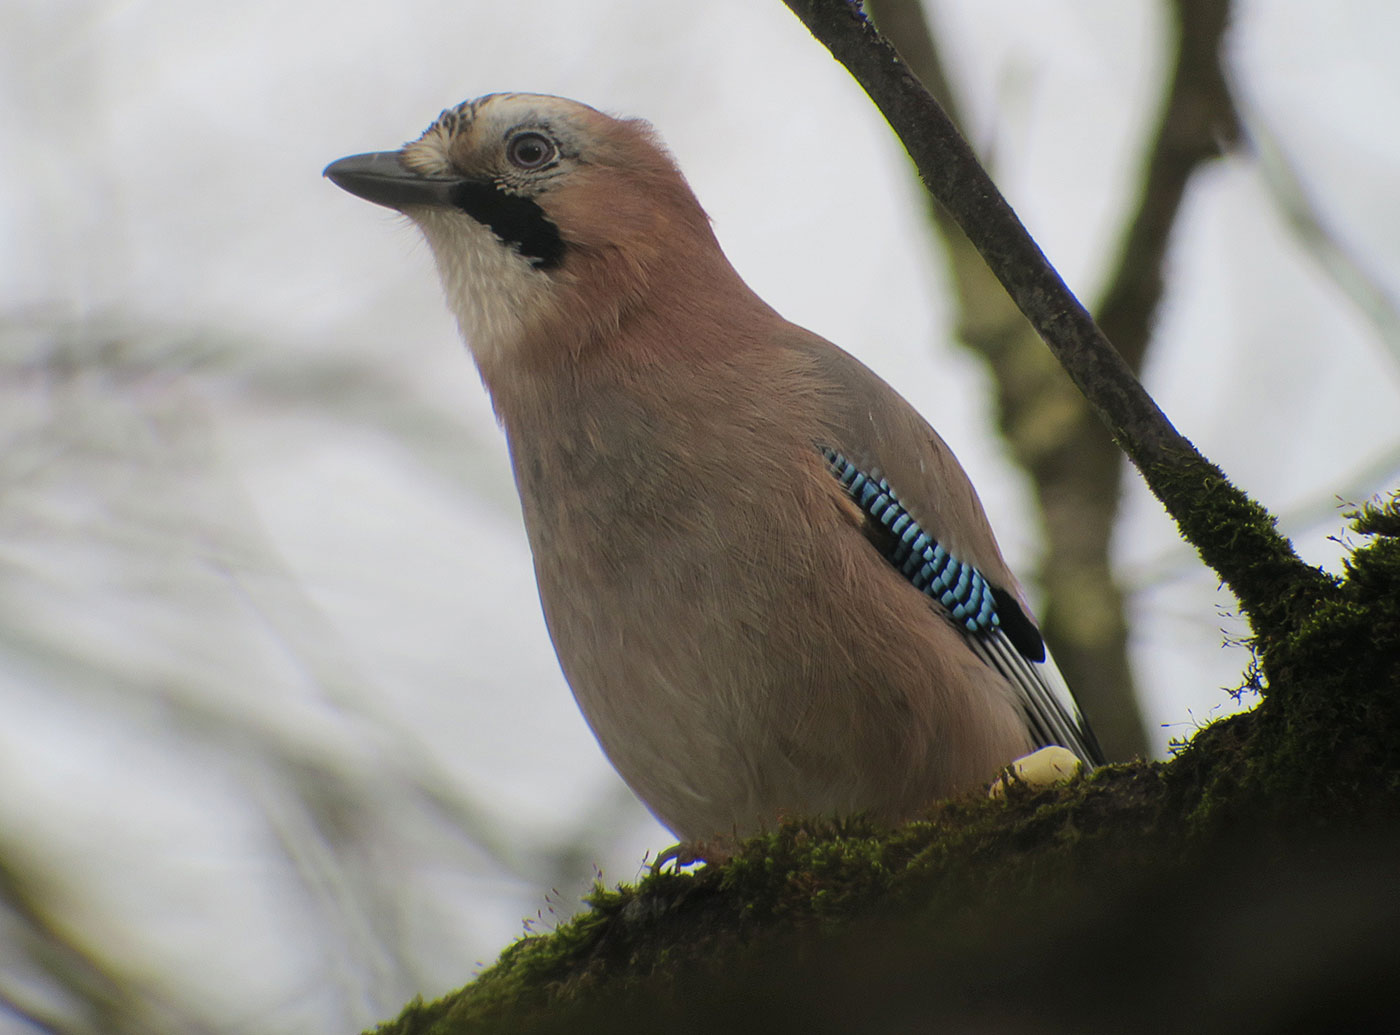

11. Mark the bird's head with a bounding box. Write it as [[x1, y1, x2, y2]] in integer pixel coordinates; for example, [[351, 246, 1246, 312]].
[[326, 93, 732, 377]]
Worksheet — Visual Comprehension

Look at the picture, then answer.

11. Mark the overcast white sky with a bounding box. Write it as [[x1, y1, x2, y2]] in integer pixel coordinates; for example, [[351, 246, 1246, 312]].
[[2, 1, 1398, 1032]]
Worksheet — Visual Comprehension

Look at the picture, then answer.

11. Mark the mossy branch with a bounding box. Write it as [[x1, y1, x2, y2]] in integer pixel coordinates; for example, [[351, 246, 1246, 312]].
[[368, 496, 1400, 1034], [363, 13, 1400, 1031], [780, 0, 1334, 637]]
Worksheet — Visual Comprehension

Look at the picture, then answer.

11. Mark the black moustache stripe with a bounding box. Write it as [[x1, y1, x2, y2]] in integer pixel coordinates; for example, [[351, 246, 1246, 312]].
[[449, 181, 565, 270]]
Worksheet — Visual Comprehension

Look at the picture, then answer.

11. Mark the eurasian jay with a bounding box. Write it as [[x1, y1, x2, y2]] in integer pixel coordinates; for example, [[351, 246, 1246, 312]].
[[325, 93, 1103, 857]]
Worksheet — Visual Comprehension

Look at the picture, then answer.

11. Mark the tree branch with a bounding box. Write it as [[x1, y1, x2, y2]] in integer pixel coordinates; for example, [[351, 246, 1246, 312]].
[[862, 0, 1241, 757], [781, 0, 1332, 636], [865, 0, 1150, 757], [1239, 97, 1400, 381], [1097, 0, 1238, 372]]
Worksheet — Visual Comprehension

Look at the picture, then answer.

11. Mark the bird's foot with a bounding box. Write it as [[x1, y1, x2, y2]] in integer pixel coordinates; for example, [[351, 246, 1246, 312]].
[[649, 839, 729, 873], [988, 745, 1084, 798]]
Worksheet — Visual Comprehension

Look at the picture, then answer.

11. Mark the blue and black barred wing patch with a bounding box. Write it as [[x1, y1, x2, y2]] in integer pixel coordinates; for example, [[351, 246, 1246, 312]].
[[820, 447, 1043, 661], [819, 446, 1105, 766]]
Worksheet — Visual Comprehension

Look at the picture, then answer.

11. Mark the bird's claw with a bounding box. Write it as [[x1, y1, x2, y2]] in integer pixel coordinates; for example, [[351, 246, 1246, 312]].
[[988, 745, 1085, 798]]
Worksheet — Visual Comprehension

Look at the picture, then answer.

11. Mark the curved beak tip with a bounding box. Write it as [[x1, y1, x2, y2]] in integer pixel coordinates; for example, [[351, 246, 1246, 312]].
[[323, 151, 458, 211]]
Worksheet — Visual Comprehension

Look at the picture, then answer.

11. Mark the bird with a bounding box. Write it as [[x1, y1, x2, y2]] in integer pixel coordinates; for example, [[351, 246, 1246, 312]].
[[325, 92, 1104, 859]]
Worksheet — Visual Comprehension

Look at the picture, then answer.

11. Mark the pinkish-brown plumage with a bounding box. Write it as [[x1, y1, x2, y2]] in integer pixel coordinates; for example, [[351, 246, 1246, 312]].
[[325, 93, 1102, 856]]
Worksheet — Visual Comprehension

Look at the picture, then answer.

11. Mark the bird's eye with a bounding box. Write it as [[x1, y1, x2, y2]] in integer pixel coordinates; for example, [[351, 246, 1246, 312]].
[[506, 132, 556, 170]]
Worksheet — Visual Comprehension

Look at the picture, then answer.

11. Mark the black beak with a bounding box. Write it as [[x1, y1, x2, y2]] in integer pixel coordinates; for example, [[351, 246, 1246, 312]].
[[323, 151, 462, 210], [325, 148, 567, 270]]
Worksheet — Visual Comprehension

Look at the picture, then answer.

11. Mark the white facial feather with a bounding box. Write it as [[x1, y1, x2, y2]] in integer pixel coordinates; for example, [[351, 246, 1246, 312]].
[[410, 206, 556, 370], [398, 94, 574, 369]]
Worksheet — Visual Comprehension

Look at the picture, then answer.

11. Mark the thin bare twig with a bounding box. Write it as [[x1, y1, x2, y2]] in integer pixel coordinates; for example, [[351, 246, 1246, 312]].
[[781, 0, 1332, 635], [1238, 97, 1400, 383]]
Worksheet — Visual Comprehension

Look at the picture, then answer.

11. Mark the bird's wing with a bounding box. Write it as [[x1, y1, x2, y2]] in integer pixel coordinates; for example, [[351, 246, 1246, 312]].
[[787, 330, 1105, 766]]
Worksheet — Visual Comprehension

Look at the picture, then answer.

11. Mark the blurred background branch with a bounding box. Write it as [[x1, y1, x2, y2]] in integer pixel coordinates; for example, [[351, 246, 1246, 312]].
[[2, 3, 1398, 1033], [0, 313, 631, 1033], [863, 0, 1240, 759], [1238, 96, 1400, 380]]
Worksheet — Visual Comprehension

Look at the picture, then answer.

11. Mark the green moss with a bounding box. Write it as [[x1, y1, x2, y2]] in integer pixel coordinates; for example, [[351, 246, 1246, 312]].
[[366, 494, 1400, 1035], [1242, 494, 1400, 812], [1137, 451, 1337, 638], [369, 763, 1196, 1034]]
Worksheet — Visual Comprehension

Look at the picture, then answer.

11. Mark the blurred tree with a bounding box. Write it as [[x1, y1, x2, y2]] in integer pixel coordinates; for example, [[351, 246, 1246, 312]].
[[863, 0, 1240, 760], [348, 4, 1400, 1025], [3, 3, 1398, 1034]]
